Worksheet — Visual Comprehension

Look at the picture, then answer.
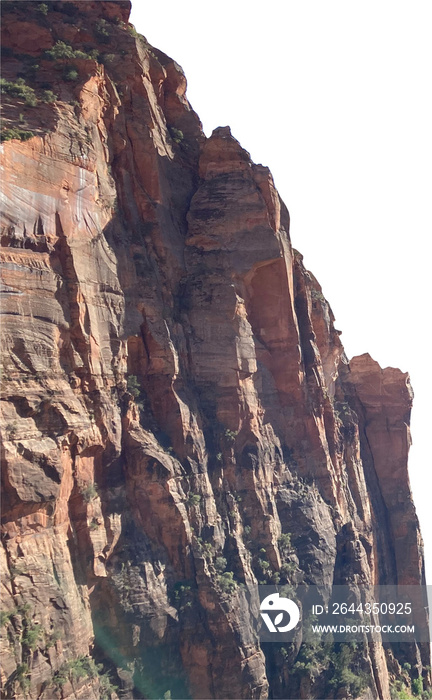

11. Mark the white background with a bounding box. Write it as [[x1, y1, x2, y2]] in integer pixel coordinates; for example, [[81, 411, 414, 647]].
[[130, 1, 432, 584]]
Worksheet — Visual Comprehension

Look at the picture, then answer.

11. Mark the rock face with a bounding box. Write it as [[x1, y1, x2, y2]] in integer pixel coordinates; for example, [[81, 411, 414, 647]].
[[0, 2, 429, 699]]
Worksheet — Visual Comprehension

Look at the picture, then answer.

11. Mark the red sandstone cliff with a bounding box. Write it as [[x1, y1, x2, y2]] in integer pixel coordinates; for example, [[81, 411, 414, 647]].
[[0, 2, 430, 699]]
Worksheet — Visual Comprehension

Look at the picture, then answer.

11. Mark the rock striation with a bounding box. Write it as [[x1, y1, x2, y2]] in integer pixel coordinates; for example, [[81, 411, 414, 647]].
[[0, 2, 430, 699]]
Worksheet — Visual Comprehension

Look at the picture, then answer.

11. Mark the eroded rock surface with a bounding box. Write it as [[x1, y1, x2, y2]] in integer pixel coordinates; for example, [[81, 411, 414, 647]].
[[0, 2, 429, 699]]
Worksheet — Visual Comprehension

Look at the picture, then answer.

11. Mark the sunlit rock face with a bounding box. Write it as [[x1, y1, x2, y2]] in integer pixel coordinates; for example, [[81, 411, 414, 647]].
[[0, 2, 429, 699]]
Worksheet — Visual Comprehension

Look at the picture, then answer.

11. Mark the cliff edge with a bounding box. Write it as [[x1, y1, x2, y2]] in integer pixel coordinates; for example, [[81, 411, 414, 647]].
[[0, 2, 429, 699]]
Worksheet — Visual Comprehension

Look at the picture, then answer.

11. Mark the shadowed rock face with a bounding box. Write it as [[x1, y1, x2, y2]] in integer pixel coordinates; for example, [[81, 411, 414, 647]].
[[0, 2, 429, 699]]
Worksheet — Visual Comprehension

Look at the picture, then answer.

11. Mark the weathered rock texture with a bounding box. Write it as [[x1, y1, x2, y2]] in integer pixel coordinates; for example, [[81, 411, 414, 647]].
[[0, 2, 430, 699]]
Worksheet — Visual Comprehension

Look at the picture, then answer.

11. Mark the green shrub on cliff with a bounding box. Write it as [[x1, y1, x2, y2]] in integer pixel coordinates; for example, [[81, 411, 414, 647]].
[[0, 78, 37, 106], [187, 493, 201, 507], [278, 533, 292, 550], [173, 582, 194, 612], [45, 630, 61, 649], [412, 678, 423, 696], [327, 644, 368, 697], [94, 19, 111, 42], [216, 571, 237, 594], [100, 53, 116, 65], [98, 671, 118, 700], [0, 128, 34, 142], [0, 610, 13, 626], [22, 623, 42, 651], [223, 428, 238, 444], [169, 127, 184, 144], [81, 483, 98, 502], [194, 536, 214, 558], [127, 374, 141, 397], [45, 41, 89, 61], [67, 657, 94, 681], [311, 288, 326, 303], [16, 664, 30, 694], [214, 556, 227, 573], [390, 685, 411, 700], [62, 67, 78, 82], [41, 89, 57, 103], [53, 657, 117, 698], [280, 561, 296, 577]]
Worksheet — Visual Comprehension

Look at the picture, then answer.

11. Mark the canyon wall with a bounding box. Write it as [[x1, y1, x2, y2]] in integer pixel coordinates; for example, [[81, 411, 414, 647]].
[[0, 2, 429, 699]]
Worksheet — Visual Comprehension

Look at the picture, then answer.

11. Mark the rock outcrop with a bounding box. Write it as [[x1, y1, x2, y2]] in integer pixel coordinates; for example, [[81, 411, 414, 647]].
[[0, 2, 429, 699]]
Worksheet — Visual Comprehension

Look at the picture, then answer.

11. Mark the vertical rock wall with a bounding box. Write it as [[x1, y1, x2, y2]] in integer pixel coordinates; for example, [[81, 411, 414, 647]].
[[0, 2, 429, 699]]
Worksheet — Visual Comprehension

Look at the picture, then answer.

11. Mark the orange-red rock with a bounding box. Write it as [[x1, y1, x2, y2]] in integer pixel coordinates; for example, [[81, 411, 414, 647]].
[[0, 2, 429, 699]]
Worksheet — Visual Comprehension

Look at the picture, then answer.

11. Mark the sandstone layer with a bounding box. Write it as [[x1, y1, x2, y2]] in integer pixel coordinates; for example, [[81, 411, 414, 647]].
[[0, 2, 430, 699]]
